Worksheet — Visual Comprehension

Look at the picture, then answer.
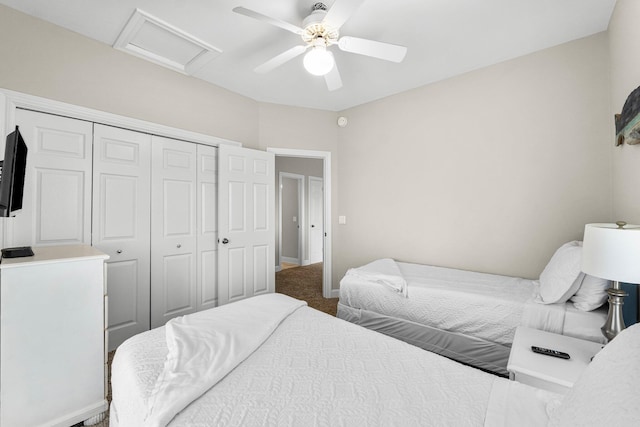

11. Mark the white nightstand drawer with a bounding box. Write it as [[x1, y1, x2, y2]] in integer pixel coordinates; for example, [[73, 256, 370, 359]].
[[507, 327, 603, 394]]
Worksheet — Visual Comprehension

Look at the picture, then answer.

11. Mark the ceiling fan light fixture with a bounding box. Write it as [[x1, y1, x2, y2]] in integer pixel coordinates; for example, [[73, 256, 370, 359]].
[[303, 45, 334, 76]]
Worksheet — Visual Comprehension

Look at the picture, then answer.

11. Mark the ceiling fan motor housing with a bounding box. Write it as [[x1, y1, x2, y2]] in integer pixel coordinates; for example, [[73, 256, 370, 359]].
[[302, 3, 338, 45]]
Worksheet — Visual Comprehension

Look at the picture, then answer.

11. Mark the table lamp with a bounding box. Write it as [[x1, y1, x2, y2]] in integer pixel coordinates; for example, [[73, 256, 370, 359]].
[[582, 222, 640, 341]]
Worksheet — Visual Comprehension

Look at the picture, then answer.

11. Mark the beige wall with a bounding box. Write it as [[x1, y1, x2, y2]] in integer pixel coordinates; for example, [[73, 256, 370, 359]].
[[336, 33, 612, 281], [0, 5, 340, 283], [610, 0, 640, 225], [0, 4, 621, 290], [0, 5, 259, 146]]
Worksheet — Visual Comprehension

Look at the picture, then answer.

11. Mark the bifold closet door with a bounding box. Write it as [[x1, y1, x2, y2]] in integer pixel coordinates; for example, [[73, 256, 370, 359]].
[[11, 109, 93, 247], [197, 144, 219, 312], [92, 124, 151, 351], [151, 136, 197, 328]]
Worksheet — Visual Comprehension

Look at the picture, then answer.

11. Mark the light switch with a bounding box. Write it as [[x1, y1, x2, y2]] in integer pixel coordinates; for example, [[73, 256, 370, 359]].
[[293, 216, 297, 222], [339, 215, 346, 225]]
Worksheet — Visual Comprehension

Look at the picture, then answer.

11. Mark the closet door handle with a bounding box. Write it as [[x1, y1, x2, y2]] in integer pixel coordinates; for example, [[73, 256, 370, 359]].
[[222, 238, 229, 244]]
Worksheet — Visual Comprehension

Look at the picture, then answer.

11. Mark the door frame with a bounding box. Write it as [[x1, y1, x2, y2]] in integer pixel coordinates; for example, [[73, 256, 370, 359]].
[[267, 148, 333, 299], [278, 172, 304, 267]]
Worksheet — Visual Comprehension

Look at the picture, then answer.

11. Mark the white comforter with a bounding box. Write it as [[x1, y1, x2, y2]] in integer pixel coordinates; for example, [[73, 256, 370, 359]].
[[144, 294, 307, 427], [340, 259, 605, 345], [110, 294, 556, 427]]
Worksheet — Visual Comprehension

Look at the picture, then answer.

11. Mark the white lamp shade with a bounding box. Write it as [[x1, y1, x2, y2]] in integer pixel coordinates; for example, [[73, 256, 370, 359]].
[[582, 223, 640, 284], [303, 46, 334, 76]]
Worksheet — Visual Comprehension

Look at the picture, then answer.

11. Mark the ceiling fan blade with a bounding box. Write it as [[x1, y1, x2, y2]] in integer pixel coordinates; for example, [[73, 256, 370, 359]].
[[254, 45, 307, 74], [233, 6, 304, 35], [324, 60, 343, 91], [338, 36, 407, 63], [323, 0, 367, 30]]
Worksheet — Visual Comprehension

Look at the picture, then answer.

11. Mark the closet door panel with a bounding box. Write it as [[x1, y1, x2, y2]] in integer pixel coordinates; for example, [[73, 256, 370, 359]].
[[228, 246, 247, 300], [197, 145, 218, 312], [200, 250, 218, 308], [37, 169, 85, 242], [253, 244, 269, 294], [106, 259, 140, 338], [164, 180, 192, 235], [163, 253, 194, 313], [253, 182, 270, 294], [12, 109, 93, 247], [92, 124, 151, 351], [151, 136, 197, 328], [218, 145, 275, 306]]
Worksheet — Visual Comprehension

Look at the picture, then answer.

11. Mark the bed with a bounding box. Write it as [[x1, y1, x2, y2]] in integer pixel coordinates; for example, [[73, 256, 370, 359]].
[[337, 242, 609, 376], [110, 294, 640, 427], [108, 293, 639, 427]]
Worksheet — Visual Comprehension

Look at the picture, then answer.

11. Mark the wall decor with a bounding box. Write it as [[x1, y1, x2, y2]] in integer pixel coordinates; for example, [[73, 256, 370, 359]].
[[615, 85, 640, 146]]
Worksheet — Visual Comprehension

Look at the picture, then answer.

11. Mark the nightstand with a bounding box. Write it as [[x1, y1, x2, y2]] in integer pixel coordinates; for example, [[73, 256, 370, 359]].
[[507, 326, 603, 394]]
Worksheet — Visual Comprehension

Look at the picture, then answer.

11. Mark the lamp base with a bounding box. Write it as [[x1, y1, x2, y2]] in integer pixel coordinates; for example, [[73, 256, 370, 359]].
[[601, 281, 628, 342]]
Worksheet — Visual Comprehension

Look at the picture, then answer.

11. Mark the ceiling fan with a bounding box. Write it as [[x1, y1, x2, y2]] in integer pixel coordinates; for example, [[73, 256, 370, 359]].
[[233, 0, 408, 91]]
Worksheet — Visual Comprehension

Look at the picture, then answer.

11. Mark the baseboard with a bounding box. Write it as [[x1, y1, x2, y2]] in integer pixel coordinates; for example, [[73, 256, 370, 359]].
[[275, 265, 282, 272], [330, 288, 340, 299], [301, 259, 311, 266], [281, 256, 300, 265]]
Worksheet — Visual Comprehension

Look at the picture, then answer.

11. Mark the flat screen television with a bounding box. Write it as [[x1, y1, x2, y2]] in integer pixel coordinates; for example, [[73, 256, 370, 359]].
[[0, 126, 28, 217]]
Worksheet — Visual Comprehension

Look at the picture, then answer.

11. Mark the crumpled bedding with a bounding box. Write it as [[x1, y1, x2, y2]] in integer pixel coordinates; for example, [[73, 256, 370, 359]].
[[344, 258, 408, 296], [143, 294, 307, 427]]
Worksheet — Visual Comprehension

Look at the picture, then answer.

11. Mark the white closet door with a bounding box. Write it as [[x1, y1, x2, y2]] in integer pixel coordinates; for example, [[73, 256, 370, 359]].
[[197, 144, 218, 312], [151, 136, 197, 328], [309, 176, 324, 264], [218, 145, 275, 306], [92, 124, 151, 351], [11, 109, 93, 247]]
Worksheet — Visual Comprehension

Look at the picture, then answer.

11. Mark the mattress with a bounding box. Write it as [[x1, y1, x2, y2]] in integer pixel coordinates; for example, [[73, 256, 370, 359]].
[[339, 260, 607, 346], [109, 296, 557, 427]]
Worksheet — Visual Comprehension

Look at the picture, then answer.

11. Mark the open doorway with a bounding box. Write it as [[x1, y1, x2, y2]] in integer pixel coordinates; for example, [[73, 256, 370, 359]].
[[267, 148, 332, 300]]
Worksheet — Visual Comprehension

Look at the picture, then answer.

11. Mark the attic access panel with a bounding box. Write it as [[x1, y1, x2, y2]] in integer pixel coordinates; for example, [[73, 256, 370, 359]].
[[114, 9, 222, 75]]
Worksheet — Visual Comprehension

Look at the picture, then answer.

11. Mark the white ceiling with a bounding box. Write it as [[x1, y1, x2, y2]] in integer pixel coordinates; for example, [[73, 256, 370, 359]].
[[1, 0, 616, 111]]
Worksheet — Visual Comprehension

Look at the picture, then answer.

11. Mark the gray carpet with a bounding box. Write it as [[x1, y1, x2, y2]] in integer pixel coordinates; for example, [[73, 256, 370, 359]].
[[275, 262, 338, 316]]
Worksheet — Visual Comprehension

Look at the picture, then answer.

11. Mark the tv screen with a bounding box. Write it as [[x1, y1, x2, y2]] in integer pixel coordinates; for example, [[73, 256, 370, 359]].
[[0, 126, 28, 217]]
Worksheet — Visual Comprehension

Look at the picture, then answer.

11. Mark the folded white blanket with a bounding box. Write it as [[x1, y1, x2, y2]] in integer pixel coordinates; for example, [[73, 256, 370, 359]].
[[143, 293, 307, 427], [345, 258, 408, 297]]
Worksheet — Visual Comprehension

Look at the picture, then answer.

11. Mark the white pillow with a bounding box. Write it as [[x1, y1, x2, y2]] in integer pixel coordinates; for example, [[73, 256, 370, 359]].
[[538, 241, 584, 304], [570, 274, 610, 311], [548, 322, 640, 426]]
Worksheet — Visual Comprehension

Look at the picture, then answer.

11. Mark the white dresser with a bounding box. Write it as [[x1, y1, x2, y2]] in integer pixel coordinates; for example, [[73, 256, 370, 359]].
[[0, 245, 109, 427]]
